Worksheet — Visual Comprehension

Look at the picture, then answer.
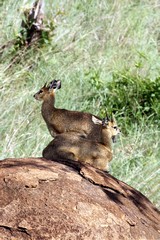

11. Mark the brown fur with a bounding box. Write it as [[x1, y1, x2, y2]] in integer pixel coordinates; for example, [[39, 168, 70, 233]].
[[42, 118, 120, 171], [34, 81, 107, 143]]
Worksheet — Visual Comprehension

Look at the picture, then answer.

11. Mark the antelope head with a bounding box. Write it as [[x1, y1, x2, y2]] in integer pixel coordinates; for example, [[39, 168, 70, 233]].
[[92, 114, 121, 143], [33, 79, 61, 101]]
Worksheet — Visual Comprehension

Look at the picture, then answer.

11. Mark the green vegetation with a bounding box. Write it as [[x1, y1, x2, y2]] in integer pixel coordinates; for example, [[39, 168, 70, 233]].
[[86, 71, 160, 131], [0, 0, 159, 208]]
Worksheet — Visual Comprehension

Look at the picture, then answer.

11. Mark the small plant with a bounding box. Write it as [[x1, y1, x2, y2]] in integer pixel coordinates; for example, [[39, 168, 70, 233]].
[[0, 0, 60, 71], [105, 73, 160, 126], [86, 70, 160, 130], [15, 1, 56, 48]]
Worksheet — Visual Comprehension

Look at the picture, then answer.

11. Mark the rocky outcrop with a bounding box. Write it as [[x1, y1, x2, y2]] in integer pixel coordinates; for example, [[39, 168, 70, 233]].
[[0, 157, 160, 240]]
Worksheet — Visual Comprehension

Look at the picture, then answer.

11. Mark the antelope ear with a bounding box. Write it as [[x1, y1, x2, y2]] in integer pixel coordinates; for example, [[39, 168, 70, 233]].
[[111, 113, 116, 123], [49, 80, 61, 91], [49, 80, 56, 89], [92, 116, 102, 125], [55, 80, 61, 90], [102, 117, 109, 126]]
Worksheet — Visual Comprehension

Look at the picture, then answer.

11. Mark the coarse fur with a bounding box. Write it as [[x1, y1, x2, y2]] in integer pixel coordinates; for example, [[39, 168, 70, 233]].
[[42, 117, 120, 171], [34, 80, 110, 144]]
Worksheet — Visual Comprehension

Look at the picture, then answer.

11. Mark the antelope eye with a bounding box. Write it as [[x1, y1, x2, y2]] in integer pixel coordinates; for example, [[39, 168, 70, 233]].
[[113, 126, 117, 130], [38, 90, 43, 94]]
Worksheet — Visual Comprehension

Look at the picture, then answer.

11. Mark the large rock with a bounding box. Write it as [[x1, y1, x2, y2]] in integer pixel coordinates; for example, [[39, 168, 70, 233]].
[[0, 157, 159, 240]]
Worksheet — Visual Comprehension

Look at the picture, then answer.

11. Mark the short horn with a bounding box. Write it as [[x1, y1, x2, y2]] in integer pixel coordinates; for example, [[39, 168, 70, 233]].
[[111, 113, 116, 123], [43, 82, 47, 88], [105, 112, 110, 121]]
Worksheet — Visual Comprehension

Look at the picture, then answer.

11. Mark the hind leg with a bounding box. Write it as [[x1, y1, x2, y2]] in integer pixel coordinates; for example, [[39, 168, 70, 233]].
[[42, 144, 55, 160], [42, 142, 77, 161]]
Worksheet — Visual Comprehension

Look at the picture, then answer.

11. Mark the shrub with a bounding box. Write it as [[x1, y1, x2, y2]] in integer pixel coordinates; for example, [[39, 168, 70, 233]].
[[87, 70, 160, 131]]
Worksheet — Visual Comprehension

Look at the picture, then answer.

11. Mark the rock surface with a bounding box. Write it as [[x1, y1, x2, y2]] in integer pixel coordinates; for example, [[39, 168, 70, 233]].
[[0, 157, 160, 240]]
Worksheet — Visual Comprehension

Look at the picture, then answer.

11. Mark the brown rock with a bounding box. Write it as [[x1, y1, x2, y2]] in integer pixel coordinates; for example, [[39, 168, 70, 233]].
[[0, 157, 159, 240]]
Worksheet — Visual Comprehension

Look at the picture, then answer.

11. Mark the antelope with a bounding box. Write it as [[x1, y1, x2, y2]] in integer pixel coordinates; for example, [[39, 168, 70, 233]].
[[42, 116, 120, 171], [34, 80, 112, 144]]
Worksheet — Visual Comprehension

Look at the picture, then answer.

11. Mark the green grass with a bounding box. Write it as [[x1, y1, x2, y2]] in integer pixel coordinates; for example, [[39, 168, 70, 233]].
[[0, 0, 159, 208], [112, 125, 160, 206]]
